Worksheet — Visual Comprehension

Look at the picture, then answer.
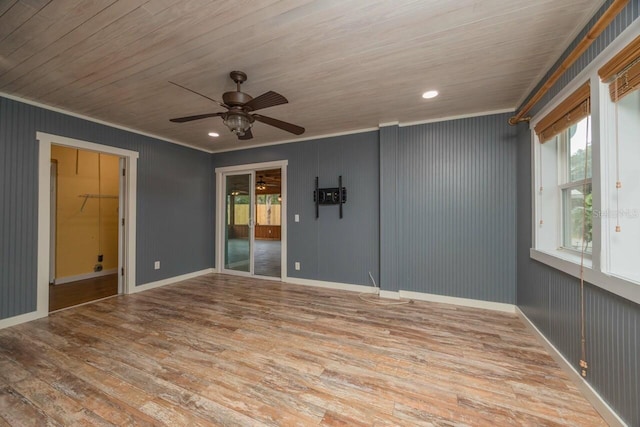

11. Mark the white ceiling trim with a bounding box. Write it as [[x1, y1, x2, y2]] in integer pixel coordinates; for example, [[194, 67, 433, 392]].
[[6, 89, 516, 156], [211, 107, 517, 154], [208, 126, 380, 154], [398, 108, 515, 128], [0, 92, 213, 154]]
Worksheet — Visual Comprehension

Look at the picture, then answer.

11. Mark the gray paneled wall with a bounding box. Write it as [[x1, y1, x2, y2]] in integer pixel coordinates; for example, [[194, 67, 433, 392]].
[[380, 113, 518, 303], [211, 131, 380, 286], [517, 125, 640, 426], [0, 96, 213, 320], [0, 98, 38, 319], [516, 3, 640, 424], [379, 125, 399, 292]]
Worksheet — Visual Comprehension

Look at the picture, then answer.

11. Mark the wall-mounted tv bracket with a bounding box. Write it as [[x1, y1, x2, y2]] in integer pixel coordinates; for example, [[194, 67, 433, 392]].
[[314, 175, 347, 219]]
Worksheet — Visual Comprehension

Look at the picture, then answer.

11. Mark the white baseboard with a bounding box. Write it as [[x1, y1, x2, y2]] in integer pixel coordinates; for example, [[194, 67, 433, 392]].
[[128, 268, 216, 294], [54, 268, 118, 285], [379, 290, 515, 313], [379, 290, 400, 299], [516, 307, 626, 427], [0, 309, 47, 330], [284, 276, 379, 294]]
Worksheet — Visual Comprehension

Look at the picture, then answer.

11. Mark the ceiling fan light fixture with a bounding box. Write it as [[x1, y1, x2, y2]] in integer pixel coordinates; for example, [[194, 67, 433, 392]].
[[256, 177, 267, 191], [422, 90, 439, 99], [224, 113, 251, 136]]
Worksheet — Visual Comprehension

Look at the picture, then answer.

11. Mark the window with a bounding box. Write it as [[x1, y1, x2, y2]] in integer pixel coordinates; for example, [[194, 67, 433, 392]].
[[534, 82, 591, 259], [599, 35, 640, 284], [559, 118, 592, 254], [531, 34, 640, 303]]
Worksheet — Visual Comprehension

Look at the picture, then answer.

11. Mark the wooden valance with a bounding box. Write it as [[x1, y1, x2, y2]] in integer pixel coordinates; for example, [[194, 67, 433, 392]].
[[509, 0, 629, 125], [534, 82, 590, 143], [598, 35, 640, 101]]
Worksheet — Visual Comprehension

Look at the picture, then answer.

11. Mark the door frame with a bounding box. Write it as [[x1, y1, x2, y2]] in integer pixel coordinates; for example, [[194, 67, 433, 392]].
[[215, 160, 287, 280], [49, 160, 57, 285], [37, 132, 138, 316]]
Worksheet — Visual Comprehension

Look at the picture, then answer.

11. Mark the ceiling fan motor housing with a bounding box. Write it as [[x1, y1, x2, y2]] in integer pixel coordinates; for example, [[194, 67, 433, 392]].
[[223, 91, 253, 106]]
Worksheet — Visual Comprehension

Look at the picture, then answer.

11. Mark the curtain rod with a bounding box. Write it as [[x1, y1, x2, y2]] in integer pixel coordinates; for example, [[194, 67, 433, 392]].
[[509, 0, 629, 125]]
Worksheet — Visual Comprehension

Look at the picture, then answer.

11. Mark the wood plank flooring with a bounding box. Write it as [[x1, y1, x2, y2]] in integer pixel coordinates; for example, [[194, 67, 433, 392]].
[[49, 274, 118, 312], [1, 274, 605, 426]]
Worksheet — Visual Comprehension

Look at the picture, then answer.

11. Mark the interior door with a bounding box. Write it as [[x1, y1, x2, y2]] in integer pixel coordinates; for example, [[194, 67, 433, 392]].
[[223, 173, 254, 274]]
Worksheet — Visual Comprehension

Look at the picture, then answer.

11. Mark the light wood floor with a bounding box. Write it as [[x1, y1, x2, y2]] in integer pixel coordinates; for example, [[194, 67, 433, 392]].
[[0, 274, 605, 426]]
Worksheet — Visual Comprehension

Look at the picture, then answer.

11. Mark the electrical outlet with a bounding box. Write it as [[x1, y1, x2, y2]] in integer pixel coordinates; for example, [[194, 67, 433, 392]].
[[295, 262, 300, 270], [154, 261, 160, 270], [294, 214, 300, 222]]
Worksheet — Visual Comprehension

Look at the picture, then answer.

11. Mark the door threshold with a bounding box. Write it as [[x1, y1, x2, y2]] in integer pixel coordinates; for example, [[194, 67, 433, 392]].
[[49, 293, 121, 314]]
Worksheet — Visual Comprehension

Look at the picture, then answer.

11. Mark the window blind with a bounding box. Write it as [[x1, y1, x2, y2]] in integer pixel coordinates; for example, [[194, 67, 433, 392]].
[[534, 82, 590, 143], [598, 35, 640, 101]]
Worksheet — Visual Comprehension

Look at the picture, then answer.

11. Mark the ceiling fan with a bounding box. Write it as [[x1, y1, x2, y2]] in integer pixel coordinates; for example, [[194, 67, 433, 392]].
[[169, 71, 305, 140], [256, 175, 280, 191]]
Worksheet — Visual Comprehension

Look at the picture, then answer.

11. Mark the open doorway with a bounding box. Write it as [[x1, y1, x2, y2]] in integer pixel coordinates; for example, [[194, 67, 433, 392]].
[[49, 146, 121, 311]]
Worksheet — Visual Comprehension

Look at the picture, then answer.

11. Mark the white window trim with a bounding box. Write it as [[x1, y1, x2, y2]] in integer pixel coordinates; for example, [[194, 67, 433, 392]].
[[529, 20, 640, 306]]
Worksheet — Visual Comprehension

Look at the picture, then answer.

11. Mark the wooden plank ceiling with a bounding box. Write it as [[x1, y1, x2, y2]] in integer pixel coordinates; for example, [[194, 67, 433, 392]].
[[0, 0, 604, 153]]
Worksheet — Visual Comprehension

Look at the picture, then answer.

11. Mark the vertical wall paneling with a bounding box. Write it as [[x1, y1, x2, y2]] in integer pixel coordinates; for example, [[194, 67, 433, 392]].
[[211, 131, 380, 287], [1, 99, 38, 318], [0, 96, 214, 321], [382, 114, 518, 303], [379, 125, 399, 291], [517, 126, 640, 427], [516, 3, 640, 422]]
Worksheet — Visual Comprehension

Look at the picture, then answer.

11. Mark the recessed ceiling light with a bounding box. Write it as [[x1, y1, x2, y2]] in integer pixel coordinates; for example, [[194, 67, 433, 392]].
[[422, 90, 439, 99], [208, 132, 219, 137]]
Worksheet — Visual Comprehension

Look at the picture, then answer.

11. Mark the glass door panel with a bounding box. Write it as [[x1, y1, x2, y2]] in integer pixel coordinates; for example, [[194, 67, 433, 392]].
[[224, 173, 252, 272], [253, 172, 282, 277]]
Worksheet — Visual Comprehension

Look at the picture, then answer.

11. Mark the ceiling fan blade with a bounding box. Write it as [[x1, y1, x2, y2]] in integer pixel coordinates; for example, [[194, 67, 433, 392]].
[[238, 128, 253, 140], [169, 81, 228, 108], [169, 112, 224, 123], [252, 114, 305, 135], [243, 91, 288, 111]]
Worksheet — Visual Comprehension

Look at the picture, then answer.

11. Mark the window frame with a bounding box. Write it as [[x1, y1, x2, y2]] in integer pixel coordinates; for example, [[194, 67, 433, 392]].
[[557, 122, 593, 255], [529, 21, 640, 305]]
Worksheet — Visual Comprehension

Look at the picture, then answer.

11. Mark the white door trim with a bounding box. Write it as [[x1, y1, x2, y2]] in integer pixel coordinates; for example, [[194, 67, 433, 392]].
[[215, 160, 288, 279], [37, 132, 138, 318], [49, 161, 57, 284]]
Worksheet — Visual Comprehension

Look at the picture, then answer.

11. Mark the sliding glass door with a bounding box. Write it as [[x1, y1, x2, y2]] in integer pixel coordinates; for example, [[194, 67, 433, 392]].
[[223, 173, 253, 273], [217, 160, 287, 280]]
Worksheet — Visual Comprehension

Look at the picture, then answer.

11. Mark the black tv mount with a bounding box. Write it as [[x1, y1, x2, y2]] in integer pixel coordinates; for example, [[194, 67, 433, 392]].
[[314, 176, 346, 219]]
